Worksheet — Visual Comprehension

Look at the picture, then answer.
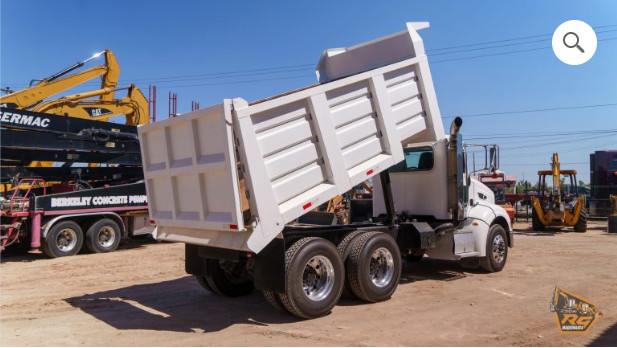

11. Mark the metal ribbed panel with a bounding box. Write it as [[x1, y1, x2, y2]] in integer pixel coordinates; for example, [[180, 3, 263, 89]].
[[383, 65, 427, 141], [251, 101, 328, 205], [139, 102, 243, 232]]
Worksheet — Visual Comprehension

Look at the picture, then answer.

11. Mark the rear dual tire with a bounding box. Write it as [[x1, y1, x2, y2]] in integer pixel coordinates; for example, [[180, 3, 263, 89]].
[[85, 218, 121, 253], [345, 232, 401, 302], [195, 259, 254, 297], [278, 237, 344, 319], [263, 232, 402, 318], [42, 220, 83, 258]]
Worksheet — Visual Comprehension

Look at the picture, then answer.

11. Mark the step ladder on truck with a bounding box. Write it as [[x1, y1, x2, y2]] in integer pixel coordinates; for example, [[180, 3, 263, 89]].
[[139, 22, 513, 319]]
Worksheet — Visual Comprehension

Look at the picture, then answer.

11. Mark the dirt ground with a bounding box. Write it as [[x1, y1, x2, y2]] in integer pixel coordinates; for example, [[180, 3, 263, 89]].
[[1, 221, 616, 347]]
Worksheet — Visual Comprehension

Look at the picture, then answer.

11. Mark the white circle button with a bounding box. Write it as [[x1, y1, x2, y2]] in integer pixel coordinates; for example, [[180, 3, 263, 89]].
[[552, 20, 597, 65]]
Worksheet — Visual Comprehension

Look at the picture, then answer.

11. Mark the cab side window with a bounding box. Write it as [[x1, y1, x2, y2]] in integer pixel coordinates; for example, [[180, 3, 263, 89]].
[[390, 147, 434, 172]]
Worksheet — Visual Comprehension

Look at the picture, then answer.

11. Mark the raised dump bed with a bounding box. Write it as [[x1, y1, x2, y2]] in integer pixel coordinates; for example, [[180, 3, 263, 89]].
[[138, 22, 445, 253], [138, 22, 513, 320]]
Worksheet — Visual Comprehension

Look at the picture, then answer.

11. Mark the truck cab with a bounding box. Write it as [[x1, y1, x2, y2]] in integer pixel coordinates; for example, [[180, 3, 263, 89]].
[[372, 118, 512, 270]]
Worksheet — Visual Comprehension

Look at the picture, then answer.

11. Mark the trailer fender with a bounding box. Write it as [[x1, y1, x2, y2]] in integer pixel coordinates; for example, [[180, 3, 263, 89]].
[[42, 212, 126, 239]]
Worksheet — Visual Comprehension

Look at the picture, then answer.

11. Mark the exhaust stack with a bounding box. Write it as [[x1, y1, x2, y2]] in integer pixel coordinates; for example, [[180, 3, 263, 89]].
[[448, 117, 463, 221]]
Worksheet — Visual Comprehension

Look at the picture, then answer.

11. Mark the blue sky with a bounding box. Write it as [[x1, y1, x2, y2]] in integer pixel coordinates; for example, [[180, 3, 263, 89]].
[[1, 0, 616, 182]]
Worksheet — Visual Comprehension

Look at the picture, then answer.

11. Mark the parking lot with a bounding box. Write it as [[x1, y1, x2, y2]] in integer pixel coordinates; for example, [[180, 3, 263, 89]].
[[1, 221, 615, 346]]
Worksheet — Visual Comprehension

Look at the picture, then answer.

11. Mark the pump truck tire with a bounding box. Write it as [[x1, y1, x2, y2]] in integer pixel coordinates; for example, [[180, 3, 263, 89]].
[[263, 290, 287, 313], [278, 237, 344, 319], [41, 220, 84, 258], [574, 209, 588, 233], [480, 224, 508, 272], [202, 259, 254, 297], [85, 218, 121, 253], [346, 232, 401, 303], [336, 231, 365, 298]]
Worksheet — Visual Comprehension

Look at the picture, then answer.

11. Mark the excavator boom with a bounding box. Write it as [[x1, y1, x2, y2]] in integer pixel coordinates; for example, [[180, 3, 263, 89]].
[[0, 50, 120, 108], [31, 84, 149, 125]]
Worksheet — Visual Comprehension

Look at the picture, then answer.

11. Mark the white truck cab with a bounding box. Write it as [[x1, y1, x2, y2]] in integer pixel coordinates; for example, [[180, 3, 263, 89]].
[[372, 117, 512, 271]]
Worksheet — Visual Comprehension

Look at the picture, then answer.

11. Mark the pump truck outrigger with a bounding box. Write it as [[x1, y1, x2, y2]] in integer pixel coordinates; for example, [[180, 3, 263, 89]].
[[139, 22, 513, 319]]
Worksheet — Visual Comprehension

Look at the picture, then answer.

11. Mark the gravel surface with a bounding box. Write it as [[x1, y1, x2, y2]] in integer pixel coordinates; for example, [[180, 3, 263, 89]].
[[1, 221, 616, 346]]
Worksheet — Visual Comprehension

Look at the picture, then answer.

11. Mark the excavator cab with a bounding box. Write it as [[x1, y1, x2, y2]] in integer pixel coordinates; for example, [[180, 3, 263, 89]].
[[531, 153, 587, 232]]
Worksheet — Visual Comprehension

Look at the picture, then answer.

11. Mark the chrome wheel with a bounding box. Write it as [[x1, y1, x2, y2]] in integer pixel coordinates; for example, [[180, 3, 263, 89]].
[[492, 234, 506, 264], [97, 226, 116, 248], [56, 228, 78, 251], [302, 255, 335, 301], [370, 247, 394, 288]]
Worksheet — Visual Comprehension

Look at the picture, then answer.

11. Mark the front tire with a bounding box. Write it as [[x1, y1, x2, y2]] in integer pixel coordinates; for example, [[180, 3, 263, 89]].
[[279, 237, 344, 319], [42, 220, 83, 258], [480, 224, 508, 272], [532, 208, 545, 232], [346, 232, 402, 303], [85, 218, 121, 253], [573, 208, 587, 233]]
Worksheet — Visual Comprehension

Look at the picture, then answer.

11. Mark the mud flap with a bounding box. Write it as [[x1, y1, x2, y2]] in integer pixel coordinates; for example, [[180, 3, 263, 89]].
[[253, 237, 285, 292]]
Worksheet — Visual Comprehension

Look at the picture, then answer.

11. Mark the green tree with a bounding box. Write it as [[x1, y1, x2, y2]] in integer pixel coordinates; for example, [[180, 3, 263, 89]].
[[516, 180, 536, 194], [578, 180, 590, 188]]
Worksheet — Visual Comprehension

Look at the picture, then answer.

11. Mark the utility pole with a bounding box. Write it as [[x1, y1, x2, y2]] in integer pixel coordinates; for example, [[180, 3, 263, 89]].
[[148, 85, 157, 122], [169, 92, 178, 118]]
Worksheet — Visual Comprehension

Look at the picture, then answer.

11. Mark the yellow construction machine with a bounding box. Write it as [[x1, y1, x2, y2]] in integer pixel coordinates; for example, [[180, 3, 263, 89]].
[[29, 83, 148, 126], [531, 153, 587, 232], [1, 49, 149, 192], [1, 50, 120, 108], [1, 49, 148, 126]]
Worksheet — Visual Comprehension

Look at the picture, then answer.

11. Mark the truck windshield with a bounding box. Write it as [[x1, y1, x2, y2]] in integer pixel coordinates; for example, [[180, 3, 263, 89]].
[[390, 147, 433, 172]]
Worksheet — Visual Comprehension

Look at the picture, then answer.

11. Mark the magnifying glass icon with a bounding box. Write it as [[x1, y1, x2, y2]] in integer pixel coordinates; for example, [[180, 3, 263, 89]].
[[563, 32, 584, 53]]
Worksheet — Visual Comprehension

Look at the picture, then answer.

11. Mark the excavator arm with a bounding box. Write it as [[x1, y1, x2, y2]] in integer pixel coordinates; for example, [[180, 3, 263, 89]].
[[0, 50, 120, 108], [31, 84, 149, 126]]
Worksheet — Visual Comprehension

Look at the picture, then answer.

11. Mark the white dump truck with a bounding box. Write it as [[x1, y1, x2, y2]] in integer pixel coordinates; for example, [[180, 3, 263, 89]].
[[138, 22, 513, 319]]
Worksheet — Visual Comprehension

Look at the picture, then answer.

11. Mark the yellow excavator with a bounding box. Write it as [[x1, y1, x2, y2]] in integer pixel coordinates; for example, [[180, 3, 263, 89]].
[[29, 83, 148, 126], [531, 153, 587, 232], [0, 49, 148, 126], [1, 50, 120, 108], [1, 49, 149, 192]]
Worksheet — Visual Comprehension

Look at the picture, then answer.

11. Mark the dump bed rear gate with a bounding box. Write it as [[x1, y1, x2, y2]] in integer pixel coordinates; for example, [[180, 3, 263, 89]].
[[140, 103, 245, 232]]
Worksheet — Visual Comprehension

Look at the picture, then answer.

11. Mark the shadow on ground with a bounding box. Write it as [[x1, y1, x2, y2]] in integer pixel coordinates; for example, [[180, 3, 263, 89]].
[[589, 321, 617, 346], [65, 276, 300, 333], [65, 258, 471, 332]]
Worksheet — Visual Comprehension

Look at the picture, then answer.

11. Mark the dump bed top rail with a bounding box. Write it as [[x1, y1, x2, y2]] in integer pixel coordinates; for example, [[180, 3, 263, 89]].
[[139, 22, 445, 253]]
